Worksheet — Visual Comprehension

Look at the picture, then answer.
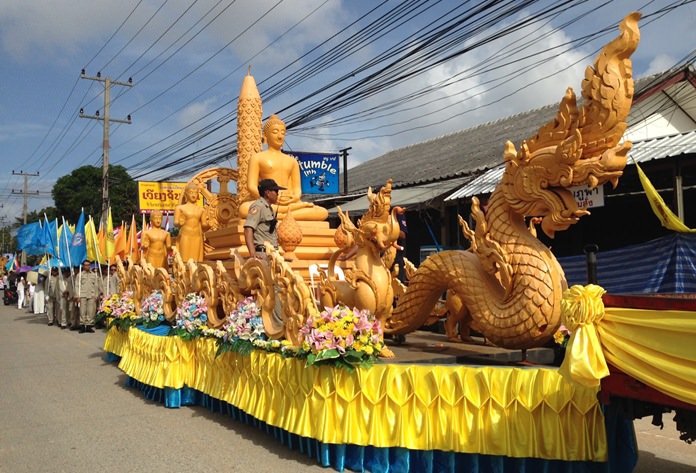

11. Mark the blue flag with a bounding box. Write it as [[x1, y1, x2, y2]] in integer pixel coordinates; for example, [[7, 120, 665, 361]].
[[69, 210, 87, 266], [43, 217, 58, 257], [58, 220, 74, 267], [17, 221, 45, 255]]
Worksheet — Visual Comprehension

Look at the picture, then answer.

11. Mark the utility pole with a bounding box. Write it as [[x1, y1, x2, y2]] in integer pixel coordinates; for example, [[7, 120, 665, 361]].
[[339, 147, 352, 195], [11, 171, 40, 265], [79, 70, 133, 217], [11, 171, 40, 225]]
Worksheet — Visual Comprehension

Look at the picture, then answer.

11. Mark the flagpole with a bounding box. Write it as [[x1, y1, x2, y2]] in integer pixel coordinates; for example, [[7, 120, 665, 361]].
[[61, 216, 75, 296], [89, 216, 105, 294]]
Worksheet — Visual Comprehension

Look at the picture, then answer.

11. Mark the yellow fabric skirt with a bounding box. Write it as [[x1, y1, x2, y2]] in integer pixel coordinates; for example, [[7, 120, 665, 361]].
[[104, 329, 606, 461]]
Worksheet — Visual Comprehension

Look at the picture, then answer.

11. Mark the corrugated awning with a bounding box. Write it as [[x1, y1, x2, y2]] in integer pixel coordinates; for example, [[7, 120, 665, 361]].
[[445, 131, 696, 201], [330, 177, 470, 214]]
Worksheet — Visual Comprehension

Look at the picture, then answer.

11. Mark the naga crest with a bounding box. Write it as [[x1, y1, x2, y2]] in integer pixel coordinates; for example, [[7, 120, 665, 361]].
[[500, 12, 640, 237], [338, 179, 400, 256]]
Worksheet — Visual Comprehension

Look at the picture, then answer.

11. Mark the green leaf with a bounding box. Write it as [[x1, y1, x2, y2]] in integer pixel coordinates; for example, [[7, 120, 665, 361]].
[[314, 348, 340, 362]]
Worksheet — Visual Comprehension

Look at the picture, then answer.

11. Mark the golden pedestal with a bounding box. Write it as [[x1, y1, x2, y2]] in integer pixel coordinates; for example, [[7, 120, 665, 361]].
[[205, 219, 350, 279]]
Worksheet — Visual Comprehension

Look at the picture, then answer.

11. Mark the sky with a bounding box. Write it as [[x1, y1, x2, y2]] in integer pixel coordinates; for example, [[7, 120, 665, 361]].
[[1, 0, 695, 224]]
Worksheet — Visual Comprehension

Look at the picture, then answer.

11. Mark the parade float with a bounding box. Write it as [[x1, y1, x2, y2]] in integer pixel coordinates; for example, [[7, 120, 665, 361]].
[[101, 13, 696, 473]]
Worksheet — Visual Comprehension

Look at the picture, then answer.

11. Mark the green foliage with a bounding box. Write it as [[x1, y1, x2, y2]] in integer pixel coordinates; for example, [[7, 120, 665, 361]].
[[13, 207, 60, 226], [52, 165, 138, 222]]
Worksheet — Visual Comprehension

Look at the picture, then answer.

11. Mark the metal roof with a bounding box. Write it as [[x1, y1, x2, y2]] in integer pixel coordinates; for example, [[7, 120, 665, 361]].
[[445, 130, 696, 201], [330, 177, 470, 214]]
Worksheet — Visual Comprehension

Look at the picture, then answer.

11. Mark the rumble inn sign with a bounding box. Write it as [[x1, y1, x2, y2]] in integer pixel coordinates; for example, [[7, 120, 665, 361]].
[[570, 185, 604, 208]]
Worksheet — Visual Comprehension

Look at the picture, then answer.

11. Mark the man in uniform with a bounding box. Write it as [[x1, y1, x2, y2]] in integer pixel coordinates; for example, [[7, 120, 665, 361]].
[[55, 268, 69, 329], [46, 267, 60, 326], [74, 260, 102, 333], [244, 178, 284, 260]]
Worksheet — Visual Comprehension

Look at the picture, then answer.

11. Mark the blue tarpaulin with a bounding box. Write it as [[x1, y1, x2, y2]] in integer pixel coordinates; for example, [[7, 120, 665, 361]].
[[558, 233, 696, 294]]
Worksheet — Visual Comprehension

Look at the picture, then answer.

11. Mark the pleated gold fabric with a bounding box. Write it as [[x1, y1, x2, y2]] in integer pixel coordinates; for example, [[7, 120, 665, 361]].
[[103, 325, 129, 357], [104, 329, 607, 461], [559, 284, 696, 406], [600, 306, 696, 406], [559, 285, 610, 387]]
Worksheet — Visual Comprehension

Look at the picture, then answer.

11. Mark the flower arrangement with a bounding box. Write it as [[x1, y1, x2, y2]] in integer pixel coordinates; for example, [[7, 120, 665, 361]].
[[216, 296, 267, 356], [299, 304, 384, 371], [170, 292, 208, 340], [95, 293, 119, 324], [103, 291, 138, 332], [553, 324, 571, 348], [139, 290, 166, 328]]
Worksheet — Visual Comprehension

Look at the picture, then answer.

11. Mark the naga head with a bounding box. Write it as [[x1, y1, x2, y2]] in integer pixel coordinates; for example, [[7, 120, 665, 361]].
[[499, 12, 640, 238], [337, 180, 400, 255]]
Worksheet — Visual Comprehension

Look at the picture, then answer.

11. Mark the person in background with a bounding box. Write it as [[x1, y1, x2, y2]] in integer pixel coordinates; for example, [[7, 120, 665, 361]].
[[27, 280, 35, 312], [17, 277, 25, 309], [393, 206, 408, 283]]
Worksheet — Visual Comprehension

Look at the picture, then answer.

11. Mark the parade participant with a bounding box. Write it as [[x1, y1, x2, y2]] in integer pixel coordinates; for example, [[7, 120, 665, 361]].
[[174, 183, 208, 262], [64, 267, 80, 330], [55, 268, 69, 329], [239, 114, 328, 221], [244, 178, 283, 260], [103, 264, 119, 296], [142, 210, 172, 269], [74, 260, 102, 333], [46, 268, 60, 326]]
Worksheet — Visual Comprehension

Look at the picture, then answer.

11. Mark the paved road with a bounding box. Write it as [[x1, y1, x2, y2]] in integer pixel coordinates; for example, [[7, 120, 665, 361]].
[[1, 302, 694, 473]]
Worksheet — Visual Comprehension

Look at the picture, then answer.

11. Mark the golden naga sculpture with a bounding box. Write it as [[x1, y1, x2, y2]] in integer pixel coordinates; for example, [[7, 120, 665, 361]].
[[385, 13, 641, 349], [320, 180, 401, 357]]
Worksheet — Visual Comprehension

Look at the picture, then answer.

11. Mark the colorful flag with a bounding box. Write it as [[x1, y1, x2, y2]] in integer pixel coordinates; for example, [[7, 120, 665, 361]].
[[16, 221, 44, 255], [43, 216, 58, 257], [635, 161, 696, 233], [114, 221, 127, 261], [105, 208, 115, 262], [85, 216, 105, 264], [127, 215, 139, 263], [58, 219, 75, 268], [69, 210, 87, 265]]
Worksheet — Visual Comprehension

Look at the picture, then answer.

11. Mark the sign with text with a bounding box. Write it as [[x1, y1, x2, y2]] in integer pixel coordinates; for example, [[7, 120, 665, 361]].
[[570, 184, 604, 209], [138, 181, 202, 213], [292, 152, 340, 195]]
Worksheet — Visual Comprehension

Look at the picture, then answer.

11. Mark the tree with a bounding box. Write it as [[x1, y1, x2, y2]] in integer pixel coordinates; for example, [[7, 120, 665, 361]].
[[52, 165, 138, 224], [13, 207, 60, 226]]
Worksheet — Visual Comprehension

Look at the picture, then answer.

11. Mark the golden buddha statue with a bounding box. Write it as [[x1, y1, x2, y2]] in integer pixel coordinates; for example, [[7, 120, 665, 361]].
[[239, 114, 328, 221], [141, 210, 172, 269], [174, 183, 209, 262]]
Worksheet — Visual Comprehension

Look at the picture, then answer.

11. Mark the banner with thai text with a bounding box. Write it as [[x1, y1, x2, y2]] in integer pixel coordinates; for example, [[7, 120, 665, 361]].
[[138, 181, 202, 213], [291, 152, 340, 195]]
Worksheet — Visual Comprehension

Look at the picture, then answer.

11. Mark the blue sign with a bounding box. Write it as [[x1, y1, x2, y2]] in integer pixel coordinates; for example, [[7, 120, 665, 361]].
[[291, 152, 340, 195]]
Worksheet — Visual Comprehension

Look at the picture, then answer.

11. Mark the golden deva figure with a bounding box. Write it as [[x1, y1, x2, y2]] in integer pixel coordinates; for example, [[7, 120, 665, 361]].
[[239, 114, 328, 221], [174, 183, 209, 262], [141, 210, 172, 269]]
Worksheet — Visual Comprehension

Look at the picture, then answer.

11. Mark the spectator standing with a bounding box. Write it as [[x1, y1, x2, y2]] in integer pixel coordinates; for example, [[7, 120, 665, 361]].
[[17, 277, 25, 309]]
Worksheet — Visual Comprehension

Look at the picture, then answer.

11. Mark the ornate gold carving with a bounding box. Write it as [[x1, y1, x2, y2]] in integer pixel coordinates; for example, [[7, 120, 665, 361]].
[[277, 211, 303, 260], [385, 14, 640, 350]]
